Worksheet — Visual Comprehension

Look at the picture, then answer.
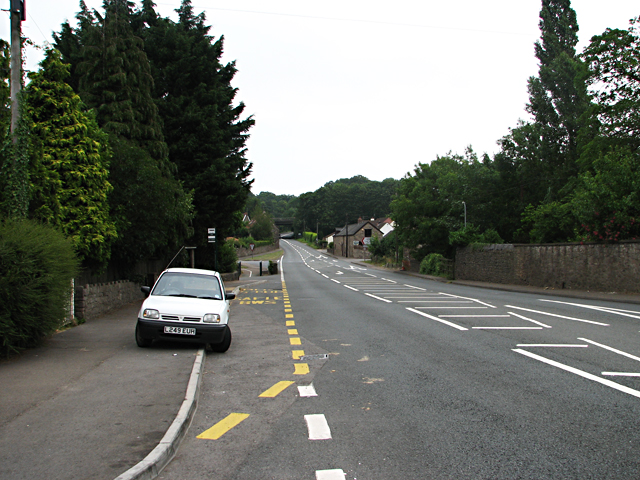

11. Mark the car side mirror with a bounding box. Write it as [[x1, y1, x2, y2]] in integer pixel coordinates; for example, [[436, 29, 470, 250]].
[[225, 292, 236, 300], [141, 286, 151, 297]]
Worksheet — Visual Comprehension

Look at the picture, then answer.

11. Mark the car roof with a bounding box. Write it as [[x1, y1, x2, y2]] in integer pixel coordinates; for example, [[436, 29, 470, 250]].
[[163, 268, 220, 277]]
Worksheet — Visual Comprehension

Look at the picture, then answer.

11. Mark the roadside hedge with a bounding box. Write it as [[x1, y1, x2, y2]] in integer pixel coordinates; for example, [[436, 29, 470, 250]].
[[0, 219, 79, 357]]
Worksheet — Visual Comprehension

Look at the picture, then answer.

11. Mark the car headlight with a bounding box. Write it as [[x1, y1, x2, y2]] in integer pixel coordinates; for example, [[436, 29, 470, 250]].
[[203, 313, 221, 323], [143, 309, 160, 319]]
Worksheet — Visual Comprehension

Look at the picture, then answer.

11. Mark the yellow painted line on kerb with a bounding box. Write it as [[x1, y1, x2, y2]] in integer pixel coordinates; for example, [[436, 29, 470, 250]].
[[292, 350, 305, 359], [286, 314, 294, 319], [290, 337, 301, 345], [288, 329, 299, 335], [259, 381, 295, 398], [294, 363, 310, 375], [197, 413, 249, 440], [286, 320, 295, 326]]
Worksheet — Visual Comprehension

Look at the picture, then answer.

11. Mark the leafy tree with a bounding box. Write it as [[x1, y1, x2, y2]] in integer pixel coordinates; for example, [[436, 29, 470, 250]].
[[572, 147, 640, 242], [24, 48, 116, 271], [295, 176, 399, 238], [0, 93, 30, 219], [248, 208, 274, 241], [391, 157, 460, 259], [581, 16, 640, 152], [0, 39, 9, 135], [256, 191, 298, 218]]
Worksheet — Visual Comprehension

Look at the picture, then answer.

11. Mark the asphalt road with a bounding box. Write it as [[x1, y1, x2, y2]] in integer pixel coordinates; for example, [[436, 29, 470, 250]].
[[165, 239, 640, 479]]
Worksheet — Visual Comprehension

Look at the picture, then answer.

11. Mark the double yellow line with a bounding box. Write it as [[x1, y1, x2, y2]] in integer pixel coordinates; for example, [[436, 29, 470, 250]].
[[197, 279, 309, 440]]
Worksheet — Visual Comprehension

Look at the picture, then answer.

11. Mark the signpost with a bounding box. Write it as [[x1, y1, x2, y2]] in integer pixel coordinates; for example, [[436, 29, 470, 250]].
[[208, 228, 218, 271]]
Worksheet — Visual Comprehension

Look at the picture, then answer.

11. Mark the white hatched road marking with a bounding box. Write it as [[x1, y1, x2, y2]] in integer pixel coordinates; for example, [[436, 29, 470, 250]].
[[505, 305, 609, 326], [579, 338, 640, 362], [513, 348, 640, 399], [407, 308, 468, 331]]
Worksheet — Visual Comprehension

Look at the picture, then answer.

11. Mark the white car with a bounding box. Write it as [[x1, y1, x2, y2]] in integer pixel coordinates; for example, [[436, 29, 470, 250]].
[[135, 268, 235, 353]]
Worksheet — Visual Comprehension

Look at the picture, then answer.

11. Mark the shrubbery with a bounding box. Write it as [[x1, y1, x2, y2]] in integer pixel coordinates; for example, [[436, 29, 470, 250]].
[[0, 220, 79, 357], [419, 253, 448, 277]]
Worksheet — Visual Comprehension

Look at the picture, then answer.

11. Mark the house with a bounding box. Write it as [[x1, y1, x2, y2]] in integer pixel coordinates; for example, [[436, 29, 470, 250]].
[[371, 217, 395, 237], [333, 219, 383, 259]]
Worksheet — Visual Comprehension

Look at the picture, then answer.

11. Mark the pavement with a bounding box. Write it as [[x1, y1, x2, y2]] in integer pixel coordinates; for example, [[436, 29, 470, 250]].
[[1, 253, 639, 480]]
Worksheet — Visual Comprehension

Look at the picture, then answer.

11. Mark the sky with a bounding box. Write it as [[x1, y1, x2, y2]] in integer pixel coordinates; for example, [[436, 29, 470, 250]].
[[1, 1, 639, 196]]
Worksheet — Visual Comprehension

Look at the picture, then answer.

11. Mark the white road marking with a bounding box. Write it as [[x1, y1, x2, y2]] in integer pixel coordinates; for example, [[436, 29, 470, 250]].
[[365, 293, 392, 303], [516, 344, 588, 348], [407, 308, 468, 331], [439, 292, 496, 308], [331, 279, 341, 284], [540, 299, 640, 320], [316, 469, 346, 480], [578, 338, 640, 362], [505, 305, 609, 326], [508, 311, 553, 328], [404, 284, 427, 290], [440, 315, 510, 318], [298, 384, 318, 397], [473, 327, 543, 330], [513, 349, 640, 399], [398, 300, 473, 303], [305, 414, 332, 440], [602, 372, 640, 377], [345, 285, 359, 292]]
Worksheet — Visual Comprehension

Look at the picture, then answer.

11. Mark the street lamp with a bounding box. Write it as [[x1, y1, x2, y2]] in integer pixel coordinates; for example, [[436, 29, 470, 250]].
[[462, 201, 467, 228]]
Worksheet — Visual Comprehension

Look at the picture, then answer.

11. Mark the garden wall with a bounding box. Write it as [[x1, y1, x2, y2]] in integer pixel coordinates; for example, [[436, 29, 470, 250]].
[[455, 241, 640, 293], [75, 280, 144, 321]]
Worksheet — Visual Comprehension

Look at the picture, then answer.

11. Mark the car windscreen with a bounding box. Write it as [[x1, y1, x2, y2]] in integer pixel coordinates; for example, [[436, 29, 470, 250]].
[[152, 272, 223, 299]]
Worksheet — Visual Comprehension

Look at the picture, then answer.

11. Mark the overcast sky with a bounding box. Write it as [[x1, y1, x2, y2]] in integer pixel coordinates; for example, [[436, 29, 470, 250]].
[[1, 1, 638, 196]]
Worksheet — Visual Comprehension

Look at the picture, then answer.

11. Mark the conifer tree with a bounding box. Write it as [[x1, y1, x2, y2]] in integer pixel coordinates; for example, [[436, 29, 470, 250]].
[[24, 48, 116, 270], [54, 0, 194, 271], [526, 0, 589, 196], [138, 0, 254, 268]]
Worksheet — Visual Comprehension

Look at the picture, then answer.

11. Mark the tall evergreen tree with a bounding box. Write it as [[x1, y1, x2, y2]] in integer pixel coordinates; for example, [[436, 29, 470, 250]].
[[526, 0, 590, 196], [24, 48, 116, 271], [53, 0, 194, 272], [138, 0, 254, 269]]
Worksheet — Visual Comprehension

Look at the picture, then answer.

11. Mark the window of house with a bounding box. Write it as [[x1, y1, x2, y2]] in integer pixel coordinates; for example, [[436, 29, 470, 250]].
[[364, 229, 372, 237]]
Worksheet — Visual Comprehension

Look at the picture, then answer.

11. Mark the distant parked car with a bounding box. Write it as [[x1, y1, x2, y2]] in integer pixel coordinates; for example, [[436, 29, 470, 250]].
[[135, 268, 235, 353]]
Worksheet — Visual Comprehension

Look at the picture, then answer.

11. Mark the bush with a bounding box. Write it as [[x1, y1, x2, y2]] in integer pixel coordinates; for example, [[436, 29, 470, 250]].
[[268, 260, 278, 275], [420, 253, 447, 276], [218, 239, 239, 273], [0, 219, 79, 357]]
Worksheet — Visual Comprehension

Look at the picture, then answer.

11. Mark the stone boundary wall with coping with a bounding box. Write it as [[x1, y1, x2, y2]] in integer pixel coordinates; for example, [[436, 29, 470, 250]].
[[236, 240, 280, 259], [75, 280, 145, 321], [455, 241, 640, 293], [75, 272, 241, 321]]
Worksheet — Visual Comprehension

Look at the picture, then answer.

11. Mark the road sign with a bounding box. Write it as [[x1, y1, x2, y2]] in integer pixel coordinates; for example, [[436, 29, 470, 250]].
[[250, 243, 255, 251], [208, 227, 216, 243]]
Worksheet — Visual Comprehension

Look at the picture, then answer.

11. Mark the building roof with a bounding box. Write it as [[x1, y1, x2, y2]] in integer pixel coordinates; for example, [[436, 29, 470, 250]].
[[334, 220, 382, 237]]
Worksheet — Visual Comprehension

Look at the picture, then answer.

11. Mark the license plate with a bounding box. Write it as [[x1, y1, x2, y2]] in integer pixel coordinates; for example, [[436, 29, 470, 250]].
[[164, 326, 196, 335]]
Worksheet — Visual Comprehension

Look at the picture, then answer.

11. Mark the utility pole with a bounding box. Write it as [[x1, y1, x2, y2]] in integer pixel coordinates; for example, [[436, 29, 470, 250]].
[[10, 0, 25, 138]]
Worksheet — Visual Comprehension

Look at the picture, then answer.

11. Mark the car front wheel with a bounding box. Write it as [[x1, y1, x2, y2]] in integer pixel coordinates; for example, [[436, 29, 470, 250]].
[[206, 326, 231, 353]]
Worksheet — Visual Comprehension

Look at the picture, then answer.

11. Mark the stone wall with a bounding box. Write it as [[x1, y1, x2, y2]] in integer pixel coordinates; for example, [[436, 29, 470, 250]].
[[236, 240, 280, 259], [455, 241, 640, 293], [75, 281, 145, 321]]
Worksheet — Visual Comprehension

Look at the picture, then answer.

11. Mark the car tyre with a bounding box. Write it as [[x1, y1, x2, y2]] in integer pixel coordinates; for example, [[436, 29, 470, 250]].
[[135, 323, 153, 348], [206, 326, 232, 353]]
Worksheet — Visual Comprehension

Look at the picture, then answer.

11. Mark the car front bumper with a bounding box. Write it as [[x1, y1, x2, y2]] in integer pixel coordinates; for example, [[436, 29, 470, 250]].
[[136, 318, 228, 345]]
